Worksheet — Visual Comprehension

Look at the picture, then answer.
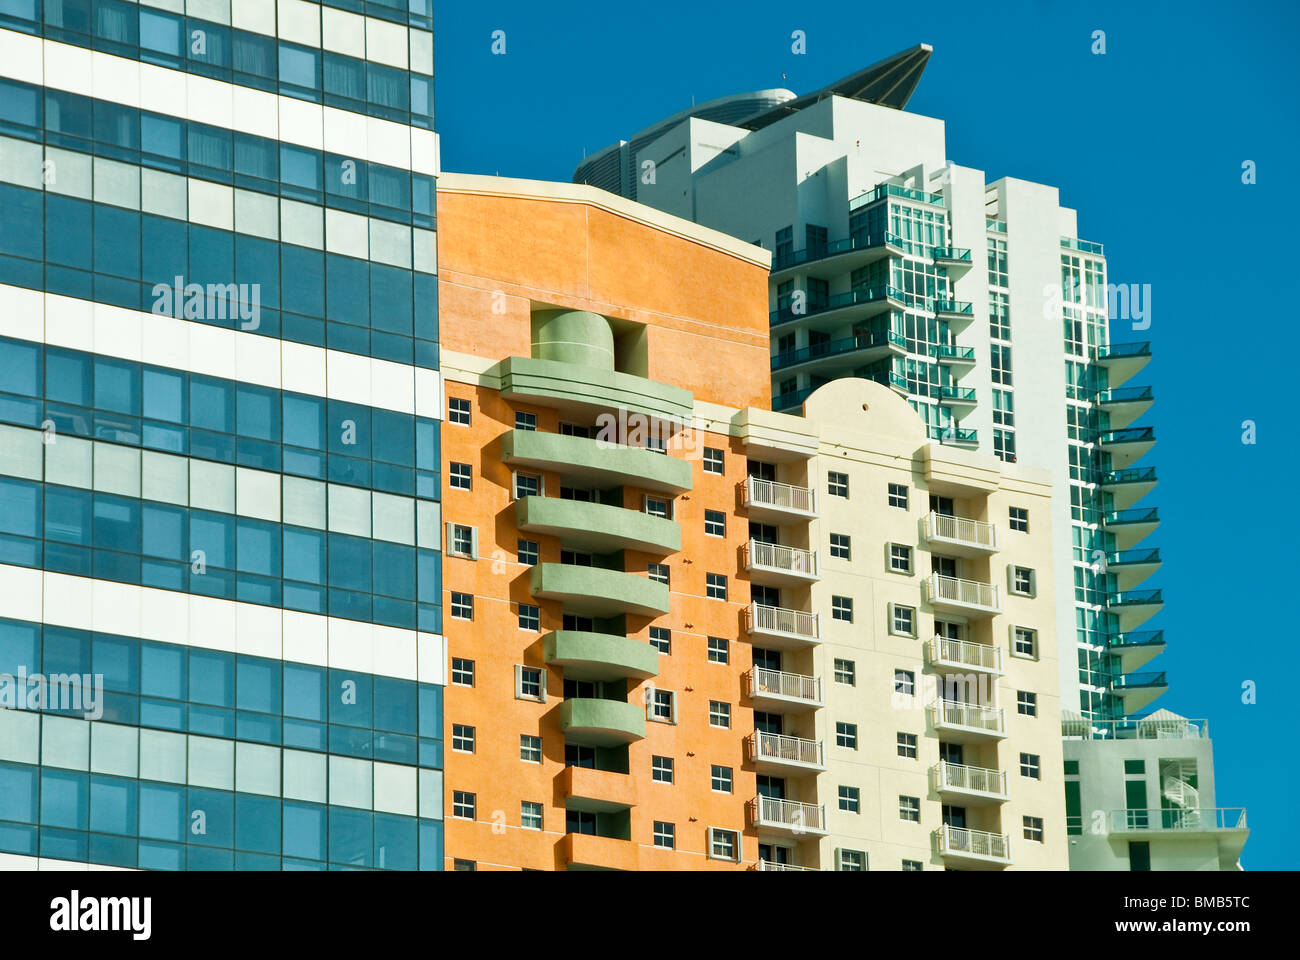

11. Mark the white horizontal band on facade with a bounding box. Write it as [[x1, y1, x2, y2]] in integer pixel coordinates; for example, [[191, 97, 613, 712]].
[[0, 563, 447, 685], [0, 29, 438, 175], [0, 423, 442, 547], [0, 710, 445, 818], [0, 852, 133, 871], [116, 0, 436, 76], [0, 135, 438, 273], [0, 285, 444, 419]]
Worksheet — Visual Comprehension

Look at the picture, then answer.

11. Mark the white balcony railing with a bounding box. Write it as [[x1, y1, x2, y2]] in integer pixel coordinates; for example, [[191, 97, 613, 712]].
[[745, 540, 818, 578], [924, 511, 997, 551], [748, 667, 822, 705], [746, 603, 820, 642], [930, 699, 1007, 736], [748, 795, 828, 834], [743, 476, 817, 516], [936, 825, 1012, 863], [927, 573, 1000, 612], [928, 637, 1003, 673], [757, 860, 818, 872], [748, 731, 825, 769], [934, 761, 1008, 799]]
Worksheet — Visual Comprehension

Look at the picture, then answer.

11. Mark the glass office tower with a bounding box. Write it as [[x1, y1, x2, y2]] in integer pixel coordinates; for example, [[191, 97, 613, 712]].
[[0, 0, 445, 870]]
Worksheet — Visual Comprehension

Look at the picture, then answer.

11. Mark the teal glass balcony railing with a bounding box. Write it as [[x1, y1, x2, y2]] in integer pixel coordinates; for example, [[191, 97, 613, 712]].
[[1107, 629, 1165, 651], [931, 246, 972, 262], [773, 385, 818, 410], [1109, 589, 1162, 608], [770, 285, 906, 326], [1099, 426, 1156, 445], [1098, 385, 1154, 404], [1105, 507, 1159, 525], [931, 344, 975, 362], [1107, 548, 1161, 566], [939, 386, 977, 402], [1061, 236, 1105, 255], [1103, 466, 1157, 485], [888, 372, 908, 393], [1112, 671, 1167, 690], [1097, 341, 1151, 361], [931, 298, 974, 316], [771, 232, 905, 271], [986, 218, 1006, 233], [771, 330, 905, 372], [927, 425, 978, 444], [849, 182, 944, 210]]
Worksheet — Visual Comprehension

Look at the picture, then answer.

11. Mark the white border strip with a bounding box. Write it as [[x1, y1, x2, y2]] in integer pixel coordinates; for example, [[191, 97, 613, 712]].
[[0, 284, 441, 418]]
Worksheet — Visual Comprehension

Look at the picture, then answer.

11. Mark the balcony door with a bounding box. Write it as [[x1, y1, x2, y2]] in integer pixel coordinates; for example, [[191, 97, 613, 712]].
[[566, 810, 596, 835], [941, 805, 967, 829], [758, 843, 791, 865], [939, 742, 963, 765], [930, 495, 955, 516], [754, 711, 784, 736], [750, 521, 778, 544], [752, 585, 781, 607], [935, 619, 962, 641], [753, 647, 782, 672], [756, 775, 787, 800], [565, 745, 596, 769], [932, 555, 957, 578], [747, 460, 777, 482]]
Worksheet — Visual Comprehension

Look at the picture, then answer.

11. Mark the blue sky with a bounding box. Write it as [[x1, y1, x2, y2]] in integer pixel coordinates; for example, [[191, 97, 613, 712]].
[[435, 0, 1300, 869]]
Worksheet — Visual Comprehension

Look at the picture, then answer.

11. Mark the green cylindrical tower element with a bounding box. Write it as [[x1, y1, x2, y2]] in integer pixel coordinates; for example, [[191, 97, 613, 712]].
[[531, 309, 615, 369]]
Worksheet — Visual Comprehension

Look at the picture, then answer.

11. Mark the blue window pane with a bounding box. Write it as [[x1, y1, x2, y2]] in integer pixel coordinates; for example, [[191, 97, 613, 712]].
[[284, 662, 325, 721], [189, 649, 234, 707], [325, 254, 368, 325], [235, 234, 279, 308], [280, 143, 321, 191], [139, 783, 187, 842], [0, 619, 39, 676], [326, 401, 369, 455], [190, 512, 234, 569], [373, 676, 416, 734], [142, 503, 185, 561], [0, 337, 40, 395], [94, 100, 139, 150], [89, 775, 138, 836], [187, 846, 232, 869], [283, 394, 324, 449], [0, 763, 38, 823], [142, 216, 188, 288], [328, 807, 371, 867], [370, 264, 412, 335], [45, 196, 92, 270], [0, 477, 40, 538], [417, 684, 442, 740], [282, 246, 324, 318], [137, 840, 184, 870], [141, 112, 185, 160], [89, 833, 137, 869], [283, 527, 324, 585], [93, 495, 140, 550], [141, 640, 186, 699], [142, 368, 185, 422], [328, 668, 372, 727], [279, 44, 320, 88], [42, 625, 91, 676], [236, 517, 279, 577], [44, 487, 91, 545], [374, 813, 416, 870], [236, 384, 278, 441], [46, 347, 90, 407], [93, 355, 140, 415], [187, 788, 233, 847], [236, 655, 281, 714], [40, 769, 88, 829], [372, 409, 414, 465], [93, 633, 139, 695], [372, 542, 414, 600], [283, 802, 326, 861], [235, 794, 281, 854], [327, 534, 371, 594], [139, 9, 183, 58], [418, 819, 443, 871]]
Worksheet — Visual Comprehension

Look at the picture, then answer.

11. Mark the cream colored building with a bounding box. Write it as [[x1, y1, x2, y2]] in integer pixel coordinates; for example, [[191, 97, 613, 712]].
[[698, 378, 1068, 870]]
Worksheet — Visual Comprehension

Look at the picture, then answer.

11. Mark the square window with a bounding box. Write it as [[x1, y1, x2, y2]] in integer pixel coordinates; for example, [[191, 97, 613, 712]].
[[1124, 759, 1146, 775], [834, 659, 856, 685], [513, 472, 541, 499], [452, 723, 475, 753], [1020, 752, 1040, 779], [449, 462, 472, 491], [837, 849, 865, 871], [1009, 506, 1029, 532], [894, 670, 915, 696], [708, 828, 739, 861], [827, 471, 849, 498], [450, 592, 474, 621], [1011, 566, 1035, 596], [891, 605, 916, 637], [706, 573, 728, 601], [517, 666, 544, 702], [518, 539, 539, 565], [1017, 691, 1038, 717], [897, 732, 918, 759], [520, 734, 542, 763], [514, 411, 537, 431], [447, 396, 471, 425], [703, 448, 724, 475], [652, 756, 674, 783], [648, 563, 669, 585], [650, 689, 675, 723], [1023, 816, 1044, 842], [710, 764, 733, 793], [451, 657, 475, 687], [835, 722, 858, 749], [709, 701, 731, 729], [902, 859, 923, 872], [648, 626, 671, 655], [888, 483, 909, 509], [1013, 626, 1038, 659], [832, 595, 853, 622], [452, 791, 475, 819], [829, 533, 851, 560], [448, 523, 475, 558], [704, 509, 726, 537], [653, 821, 676, 848], [644, 496, 672, 519], [518, 603, 540, 632], [707, 636, 729, 664], [899, 796, 920, 822], [838, 785, 860, 812], [521, 801, 543, 830], [889, 543, 912, 574]]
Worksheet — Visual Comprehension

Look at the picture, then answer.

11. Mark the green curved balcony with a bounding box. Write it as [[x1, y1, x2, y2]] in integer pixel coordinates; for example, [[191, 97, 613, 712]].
[[1096, 341, 1151, 388], [499, 356, 693, 424], [1102, 466, 1157, 511], [516, 496, 680, 555], [544, 630, 660, 682], [559, 697, 647, 746], [531, 563, 671, 618], [501, 429, 692, 494], [1107, 630, 1166, 673]]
